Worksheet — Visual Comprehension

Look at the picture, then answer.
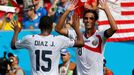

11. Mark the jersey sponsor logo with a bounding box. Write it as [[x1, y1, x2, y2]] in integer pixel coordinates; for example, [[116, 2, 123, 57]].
[[85, 40, 90, 42]]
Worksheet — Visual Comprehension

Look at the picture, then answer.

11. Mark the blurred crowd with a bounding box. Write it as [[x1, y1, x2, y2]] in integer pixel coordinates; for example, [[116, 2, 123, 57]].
[[0, 0, 98, 30]]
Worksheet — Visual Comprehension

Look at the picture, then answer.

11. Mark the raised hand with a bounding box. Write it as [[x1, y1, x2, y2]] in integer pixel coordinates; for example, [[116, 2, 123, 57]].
[[10, 20, 22, 33], [71, 12, 80, 29], [99, 0, 109, 10], [66, 0, 78, 11]]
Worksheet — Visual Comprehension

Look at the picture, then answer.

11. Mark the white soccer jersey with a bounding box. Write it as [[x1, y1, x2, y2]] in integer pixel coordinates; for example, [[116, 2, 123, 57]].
[[68, 30, 107, 75], [15, 34, 75, 75]]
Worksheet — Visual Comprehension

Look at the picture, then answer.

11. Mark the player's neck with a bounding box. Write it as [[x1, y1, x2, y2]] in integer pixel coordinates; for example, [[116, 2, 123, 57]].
[[39, 32, 50, 36], [85, 28, 96, 37]]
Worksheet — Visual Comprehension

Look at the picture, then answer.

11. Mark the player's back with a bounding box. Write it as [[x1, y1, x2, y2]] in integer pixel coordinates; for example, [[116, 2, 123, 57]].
[[19, 34, 74, 75]]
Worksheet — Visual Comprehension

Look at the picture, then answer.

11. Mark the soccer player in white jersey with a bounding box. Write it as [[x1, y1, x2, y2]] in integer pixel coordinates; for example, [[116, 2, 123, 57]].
[[55, 0, 118, 75], [10, 3, 84, 75]]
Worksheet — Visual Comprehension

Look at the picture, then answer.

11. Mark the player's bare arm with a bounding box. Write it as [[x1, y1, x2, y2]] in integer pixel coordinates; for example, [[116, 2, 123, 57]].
[[55, 0, 84, 47], [72, 13, 84, 47], [10, 20, 22, 49], [99, 0, 118, 38], [55, 0, 78, 36]]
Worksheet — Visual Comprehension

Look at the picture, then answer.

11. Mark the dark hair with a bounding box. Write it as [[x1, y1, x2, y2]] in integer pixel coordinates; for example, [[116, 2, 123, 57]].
[[103, 59, 106, 67], [83, 9, 99, 20], [39, 16, 53, 32]]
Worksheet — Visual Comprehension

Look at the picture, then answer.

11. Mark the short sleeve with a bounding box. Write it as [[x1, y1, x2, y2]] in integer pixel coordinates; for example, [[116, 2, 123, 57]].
[[97, 30, 107, 42], [68, 29, 77, 40], [15, 35, 32, 49], [57, 35, 75, 48]]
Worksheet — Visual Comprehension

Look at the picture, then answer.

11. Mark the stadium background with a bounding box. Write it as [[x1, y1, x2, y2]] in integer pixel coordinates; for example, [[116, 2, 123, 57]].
[[0, 30, 134, 75]]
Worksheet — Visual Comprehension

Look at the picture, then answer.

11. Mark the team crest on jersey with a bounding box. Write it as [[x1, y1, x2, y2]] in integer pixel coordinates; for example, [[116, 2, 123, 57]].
[[92, 40, 98, 46], [85, 40, 90, 42]]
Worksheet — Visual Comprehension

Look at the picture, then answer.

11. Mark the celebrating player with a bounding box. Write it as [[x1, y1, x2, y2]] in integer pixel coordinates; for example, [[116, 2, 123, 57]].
[[10, 1, 84, 75], [55, 0, 118, 75]]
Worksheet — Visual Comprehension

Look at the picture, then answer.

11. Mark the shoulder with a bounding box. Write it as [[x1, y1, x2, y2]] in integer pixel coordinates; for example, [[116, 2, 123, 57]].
[[55, 35, 68, 39], [22, 35, 33, 40], [96, 30, 106, 36], [96, 30, 104, 33], [16, 68, 25, 75], [69, 62, 76, 70]]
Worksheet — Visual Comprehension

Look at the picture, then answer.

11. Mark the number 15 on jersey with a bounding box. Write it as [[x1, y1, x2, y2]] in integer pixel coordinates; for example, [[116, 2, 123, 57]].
[[35, 50, 52, 72]]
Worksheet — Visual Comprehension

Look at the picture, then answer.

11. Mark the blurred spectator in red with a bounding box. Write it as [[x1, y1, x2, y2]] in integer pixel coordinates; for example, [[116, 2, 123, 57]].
[[8, 0, 22, 22], [0, 0, 21, 30], [0, 13, 21, 30], [0, 0, 22, 22], [47, 0, 58, 16], [75, 0, 98, 18], [44, 0, 52, 12], [14, 0, 24, 23], [0, 0, 8, 19]]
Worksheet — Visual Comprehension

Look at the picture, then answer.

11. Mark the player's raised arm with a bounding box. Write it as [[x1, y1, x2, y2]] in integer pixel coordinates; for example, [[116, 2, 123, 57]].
[[55, 0, 78, 36], [10, 20, 22, 49], [99, 0, 118, 38], [72, 13, 84, 47]]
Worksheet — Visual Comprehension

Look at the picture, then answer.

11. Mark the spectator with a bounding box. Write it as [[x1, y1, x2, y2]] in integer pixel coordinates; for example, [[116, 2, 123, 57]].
[[103, 59, 114, 75], [32, 0, 48, 18], [75, 0, 98, 18], [0, 0, 8, 5], [6, 53, 25, 75], [47, 0, 58, 16], [0, 13, 21, 30], [59, 49, 77, 75], [22, 5, 41, 29], [44, 0, 52, 13], [0, 0, 21, 30], [53, 0, 74, 24]]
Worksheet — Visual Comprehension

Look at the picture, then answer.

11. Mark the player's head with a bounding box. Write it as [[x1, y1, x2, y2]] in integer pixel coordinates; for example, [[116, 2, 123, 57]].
[[61, 49, 70, 63], [83, 10, 98, 29], [39, 16, 53, 33]]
